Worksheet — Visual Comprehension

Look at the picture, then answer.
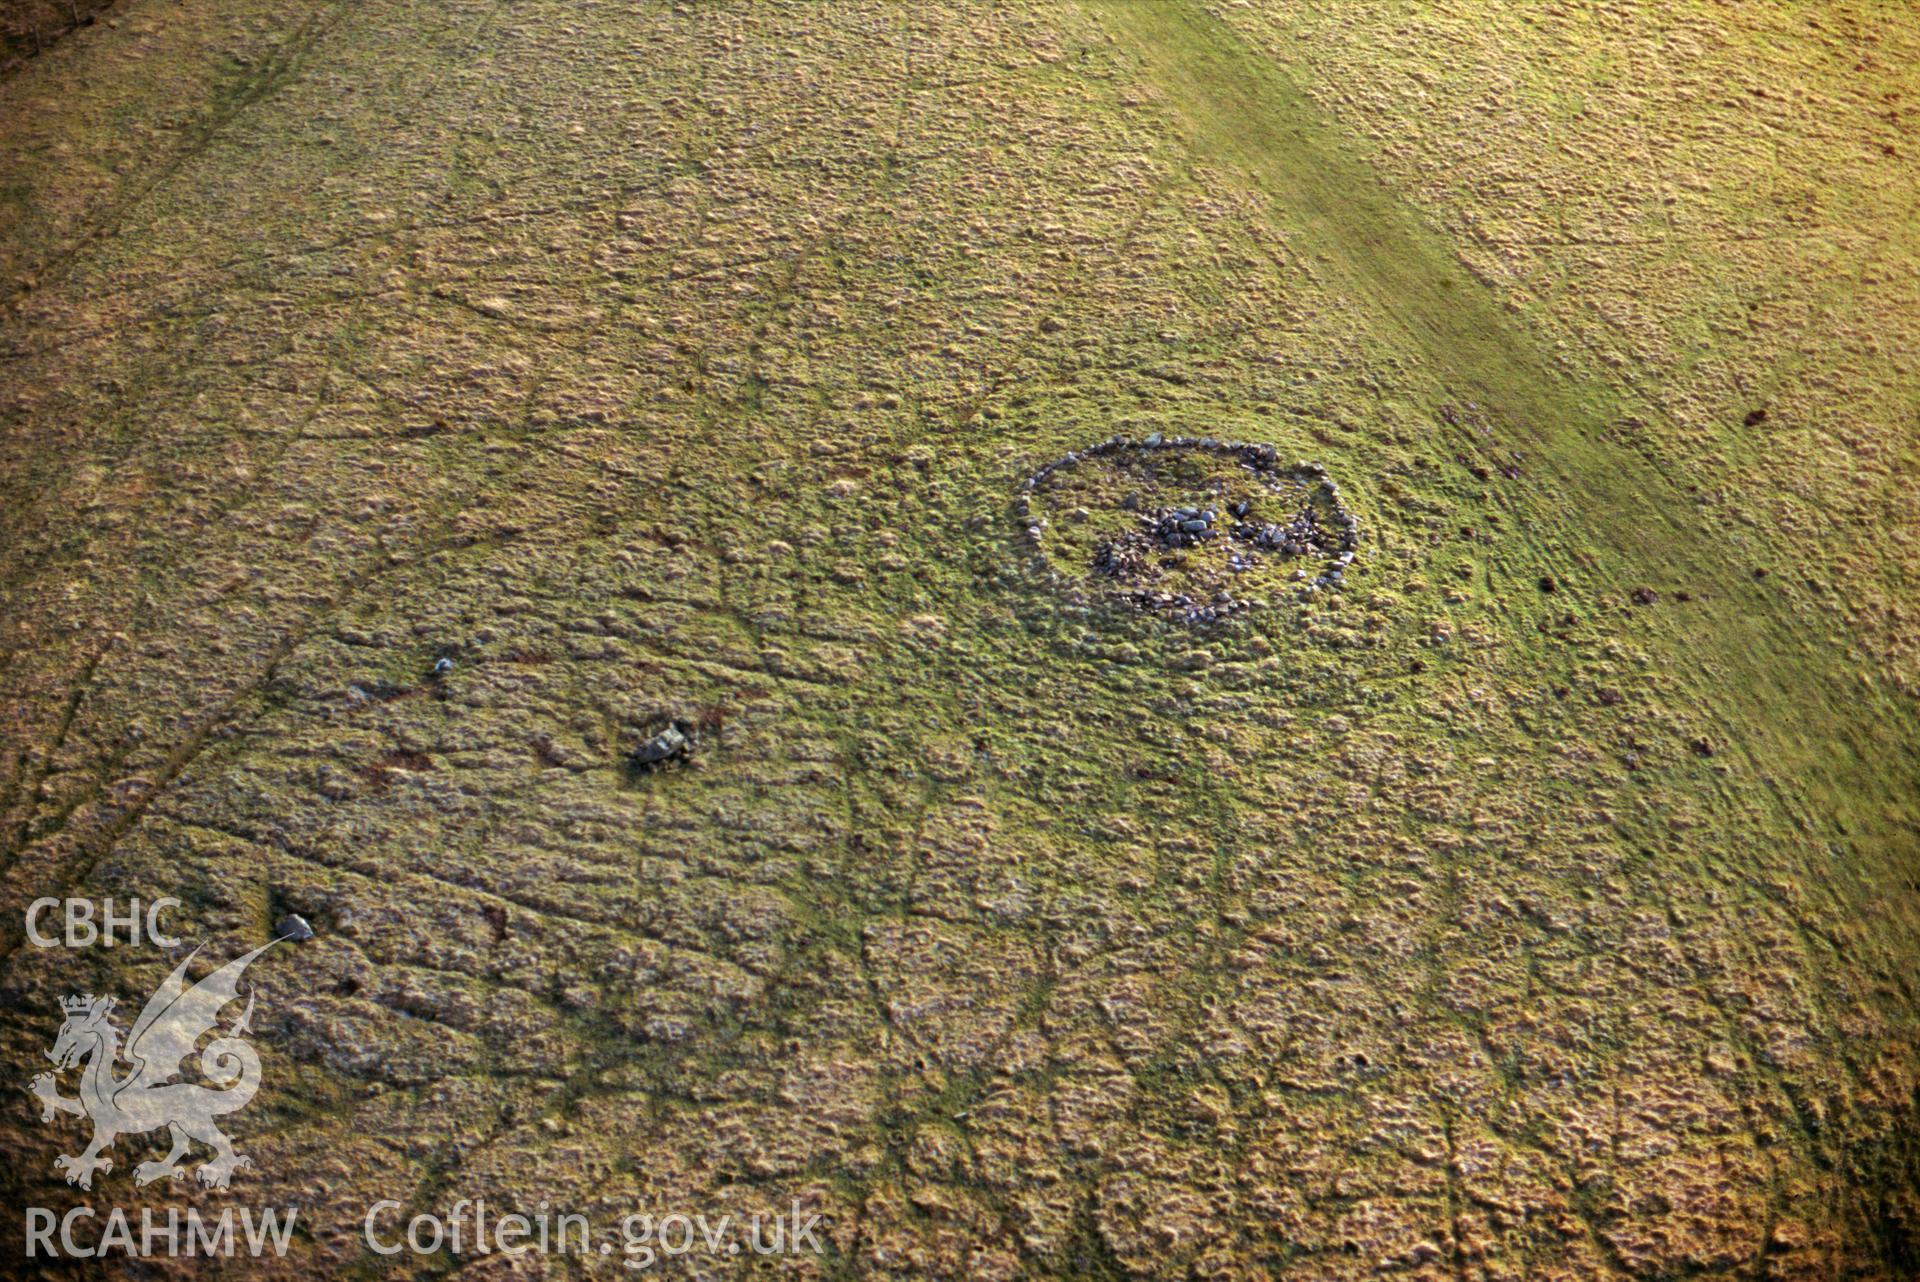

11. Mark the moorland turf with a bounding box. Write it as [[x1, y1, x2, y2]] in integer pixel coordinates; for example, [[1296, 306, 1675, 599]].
[[0, 1, 1916, 1277]]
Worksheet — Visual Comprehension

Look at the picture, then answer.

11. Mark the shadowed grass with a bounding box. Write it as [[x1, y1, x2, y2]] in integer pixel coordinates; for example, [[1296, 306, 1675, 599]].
[[1080, 0, 1919, 866]]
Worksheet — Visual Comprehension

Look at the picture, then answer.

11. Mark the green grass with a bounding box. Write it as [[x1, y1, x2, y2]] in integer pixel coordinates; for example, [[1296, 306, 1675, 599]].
[[1081, 0, 1918, 860], [1, 0, 1916, 1275]]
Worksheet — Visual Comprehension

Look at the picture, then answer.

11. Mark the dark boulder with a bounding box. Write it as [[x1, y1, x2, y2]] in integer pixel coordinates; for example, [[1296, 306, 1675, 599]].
[[634, 723, 691, 766]]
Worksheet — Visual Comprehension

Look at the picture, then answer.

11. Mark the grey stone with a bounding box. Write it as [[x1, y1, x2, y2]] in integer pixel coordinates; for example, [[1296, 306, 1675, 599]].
[[634, 724, 690, 766]]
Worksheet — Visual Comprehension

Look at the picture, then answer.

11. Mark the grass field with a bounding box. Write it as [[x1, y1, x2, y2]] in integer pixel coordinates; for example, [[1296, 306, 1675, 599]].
[[0, 1, 1916, 1277]]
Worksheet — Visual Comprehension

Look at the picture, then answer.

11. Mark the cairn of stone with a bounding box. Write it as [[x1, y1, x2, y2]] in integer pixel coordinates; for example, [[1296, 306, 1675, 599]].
[[1014, 433, 1361, 625], [1091, 531, 1156, 583]]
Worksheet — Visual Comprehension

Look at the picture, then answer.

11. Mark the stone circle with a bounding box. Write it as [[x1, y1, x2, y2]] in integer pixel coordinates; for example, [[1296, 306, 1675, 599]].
[[1014, 435, 1360, 625]]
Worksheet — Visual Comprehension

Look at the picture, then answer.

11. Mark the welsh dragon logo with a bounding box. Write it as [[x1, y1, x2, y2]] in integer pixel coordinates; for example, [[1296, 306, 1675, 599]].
[[27, 941, 276, 1190]]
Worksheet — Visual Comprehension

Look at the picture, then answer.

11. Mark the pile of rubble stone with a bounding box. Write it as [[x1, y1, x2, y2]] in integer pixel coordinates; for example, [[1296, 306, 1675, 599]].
[[1148, 505, 1220, 548], [1125, 589, 1258, 626], [1091, 532, 1156, 581], [1015, 433, 1363, 624]]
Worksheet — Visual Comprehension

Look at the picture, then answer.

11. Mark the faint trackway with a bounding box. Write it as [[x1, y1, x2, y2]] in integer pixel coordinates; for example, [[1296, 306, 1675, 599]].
[[0, 0, 354, 312], [1077, 0, 1919, 865], [0, 503, 568, 965]]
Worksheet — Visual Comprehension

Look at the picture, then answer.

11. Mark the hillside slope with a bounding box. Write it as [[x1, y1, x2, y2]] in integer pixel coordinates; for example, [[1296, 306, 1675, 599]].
[[1, 1, 1915, 1277]]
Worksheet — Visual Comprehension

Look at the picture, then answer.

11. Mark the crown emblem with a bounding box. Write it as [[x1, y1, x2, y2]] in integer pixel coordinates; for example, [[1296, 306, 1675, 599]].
[[33, 943, 275, 1192]]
